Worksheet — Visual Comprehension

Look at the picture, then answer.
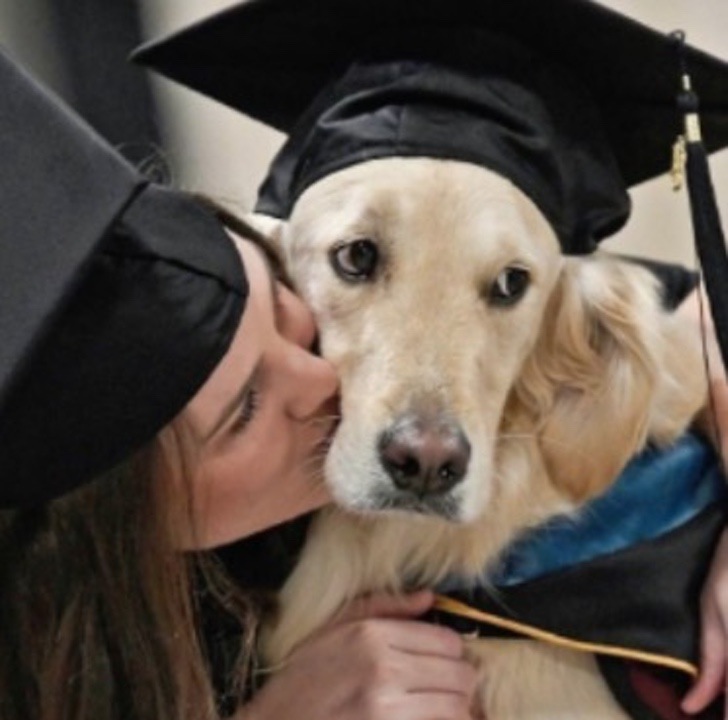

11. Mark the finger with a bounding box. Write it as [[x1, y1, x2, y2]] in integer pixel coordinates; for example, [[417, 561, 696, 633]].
[[374, 617, 465, 659], [334, 589, 435, 625], [681, 603, 726, 713], [390, 689, 474, 720], [404, 655, 478, 697]]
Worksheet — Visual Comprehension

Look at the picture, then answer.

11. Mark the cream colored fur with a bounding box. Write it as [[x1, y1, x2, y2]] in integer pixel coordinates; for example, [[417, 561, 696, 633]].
[[254, 158, 706, 719]]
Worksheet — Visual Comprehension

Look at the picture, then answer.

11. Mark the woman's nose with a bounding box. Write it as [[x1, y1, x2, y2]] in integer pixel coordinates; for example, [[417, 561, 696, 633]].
[[277, 285, 317, 349], [286, 345, 339, 421]]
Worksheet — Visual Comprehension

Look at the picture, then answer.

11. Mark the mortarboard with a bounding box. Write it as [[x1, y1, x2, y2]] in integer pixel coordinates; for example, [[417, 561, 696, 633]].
[[134, 0, 728, 363], [134, 0, 728, 245], [0, 49, 248, 507]]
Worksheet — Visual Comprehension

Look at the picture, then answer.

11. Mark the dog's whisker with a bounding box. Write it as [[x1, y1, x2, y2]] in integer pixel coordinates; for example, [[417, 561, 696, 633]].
[[300, 456, 327, 478]]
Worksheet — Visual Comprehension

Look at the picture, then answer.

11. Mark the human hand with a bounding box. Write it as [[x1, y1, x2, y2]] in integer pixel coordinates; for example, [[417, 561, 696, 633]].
[[241, 589, 480, 720], [682, 527, 728, 715], [678, 287, 728, 715]]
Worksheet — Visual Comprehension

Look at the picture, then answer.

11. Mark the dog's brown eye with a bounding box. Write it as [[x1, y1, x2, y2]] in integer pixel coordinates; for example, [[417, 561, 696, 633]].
[[330, 239, 379, 281], [488, 267, 530, 306]]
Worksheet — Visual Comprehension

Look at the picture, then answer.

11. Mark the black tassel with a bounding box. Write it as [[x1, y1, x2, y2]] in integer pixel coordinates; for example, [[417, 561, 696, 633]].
[[672, 31, 728, 370], [685, 142, 728, 369]]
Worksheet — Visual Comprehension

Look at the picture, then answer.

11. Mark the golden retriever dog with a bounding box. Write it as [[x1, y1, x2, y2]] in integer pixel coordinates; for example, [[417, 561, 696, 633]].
[[254, 157, 706, 719]]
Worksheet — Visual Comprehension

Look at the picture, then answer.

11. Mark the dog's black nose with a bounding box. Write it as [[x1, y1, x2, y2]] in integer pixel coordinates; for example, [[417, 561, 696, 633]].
[[378, 415, 470, 496]]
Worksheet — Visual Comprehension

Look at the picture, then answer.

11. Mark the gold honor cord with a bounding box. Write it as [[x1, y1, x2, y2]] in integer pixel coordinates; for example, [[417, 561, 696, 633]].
[[433, 594, 697, 677]]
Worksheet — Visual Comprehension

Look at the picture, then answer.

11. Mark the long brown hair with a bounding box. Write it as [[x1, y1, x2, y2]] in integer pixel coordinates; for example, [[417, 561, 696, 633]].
[[0, 427, 260, 720]]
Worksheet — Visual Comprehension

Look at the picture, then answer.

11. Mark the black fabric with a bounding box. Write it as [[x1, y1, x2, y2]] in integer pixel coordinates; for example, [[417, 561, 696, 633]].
[[670, 32, 728, 376], [133, 0, 728, 178], [685, 141, 728, 369], [48, 0, 160, 165], [0, 49, 140, 407], [622, 257, 700, 310], [0, 50, 248, 506], [134, 0, 728, 255], [430, 504, 726, 668], [254, 36, 630, 254], [215, 513, 314, 592]]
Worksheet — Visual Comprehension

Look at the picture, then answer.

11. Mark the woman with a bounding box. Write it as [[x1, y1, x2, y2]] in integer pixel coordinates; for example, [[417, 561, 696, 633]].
[[0, 50, 477, 720]]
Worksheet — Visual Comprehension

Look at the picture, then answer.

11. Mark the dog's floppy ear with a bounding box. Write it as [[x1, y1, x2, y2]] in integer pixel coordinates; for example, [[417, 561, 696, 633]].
[[513, 255, 705, 502]]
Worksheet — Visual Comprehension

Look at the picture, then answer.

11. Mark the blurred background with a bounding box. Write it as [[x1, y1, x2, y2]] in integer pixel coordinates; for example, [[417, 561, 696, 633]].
[[1, 0, 726, 265]]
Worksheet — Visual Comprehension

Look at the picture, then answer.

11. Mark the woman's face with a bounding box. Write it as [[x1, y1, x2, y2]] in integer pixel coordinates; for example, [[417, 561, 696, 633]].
[[173, 235, 339, 549]]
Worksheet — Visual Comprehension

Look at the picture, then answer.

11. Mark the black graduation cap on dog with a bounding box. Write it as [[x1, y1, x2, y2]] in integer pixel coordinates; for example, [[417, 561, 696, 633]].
[[135, 0, 728, 351], [0, 50, 248, 507]]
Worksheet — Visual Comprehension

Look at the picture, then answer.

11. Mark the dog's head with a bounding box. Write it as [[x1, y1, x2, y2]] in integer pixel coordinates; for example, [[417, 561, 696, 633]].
[[256, 157, 704, 524]]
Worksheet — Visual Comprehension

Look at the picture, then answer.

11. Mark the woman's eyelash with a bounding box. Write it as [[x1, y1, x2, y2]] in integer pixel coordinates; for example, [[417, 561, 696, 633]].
[[232, 387, 260, 433]]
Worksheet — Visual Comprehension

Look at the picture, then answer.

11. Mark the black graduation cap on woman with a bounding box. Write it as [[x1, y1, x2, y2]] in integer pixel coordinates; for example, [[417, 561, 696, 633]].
[[134, 0, 728, 358], [0, 48, 248, 508]]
